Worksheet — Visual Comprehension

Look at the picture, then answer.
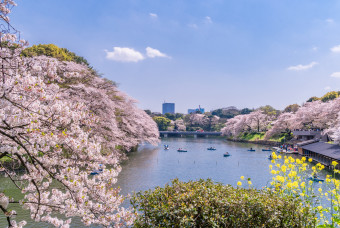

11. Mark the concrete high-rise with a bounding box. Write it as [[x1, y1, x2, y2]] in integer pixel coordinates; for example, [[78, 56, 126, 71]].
[[162, 103, 175, 114]]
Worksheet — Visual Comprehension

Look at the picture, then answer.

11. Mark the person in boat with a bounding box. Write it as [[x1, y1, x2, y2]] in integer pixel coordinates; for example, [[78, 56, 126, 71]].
[[225, 152, 229, 155], [269, 155, 272, 159], [250, 147, 253, 150]]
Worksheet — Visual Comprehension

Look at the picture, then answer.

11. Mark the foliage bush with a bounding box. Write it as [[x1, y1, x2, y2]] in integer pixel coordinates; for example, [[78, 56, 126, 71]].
[[131, 178, 316, 227], [21, 43, 89, 66]]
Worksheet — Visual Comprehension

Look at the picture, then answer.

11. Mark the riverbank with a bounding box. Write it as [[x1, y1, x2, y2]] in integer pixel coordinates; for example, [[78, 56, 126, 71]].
[[226, 132, 293, 146], [226, 138, 281, 146]]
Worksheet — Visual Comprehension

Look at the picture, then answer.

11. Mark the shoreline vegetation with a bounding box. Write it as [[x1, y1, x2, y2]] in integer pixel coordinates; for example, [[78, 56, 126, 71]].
[[131, 154, 340, 227], [225, 132, 293, 146]]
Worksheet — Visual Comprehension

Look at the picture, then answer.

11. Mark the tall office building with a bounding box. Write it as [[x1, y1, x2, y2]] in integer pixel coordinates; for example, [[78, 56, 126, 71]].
[[188, 107, 205, 114], [162, 103, 175, 114]]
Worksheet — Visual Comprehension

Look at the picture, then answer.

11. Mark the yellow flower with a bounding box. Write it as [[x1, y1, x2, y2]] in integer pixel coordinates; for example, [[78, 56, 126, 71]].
[[240, 176, 244, 180], [281, 165, 287, 173], [292, 181, 298, 188], [318, 188, 322, 192], [237, 181, 242, 186], [301, 182, 305, 188], [271, 170, 276, 175], [332, 161, 338, 166], [269, 165, 273, 169], [317, 205, 323, 210], [308, 158, 312, 162], [276, 175, 285, 183], [287, 182, 293, 188], [276, 164, 281, 168], [278, 155, 282, 159], [301, 157, 306, 162], [300, 193, 305, 197], [272, 152, 277, 159], [248, 181, 252, 185]]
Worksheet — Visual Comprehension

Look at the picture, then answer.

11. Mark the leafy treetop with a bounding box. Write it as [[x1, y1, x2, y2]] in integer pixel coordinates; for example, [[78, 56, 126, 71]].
[[21, 44, 89, 66]]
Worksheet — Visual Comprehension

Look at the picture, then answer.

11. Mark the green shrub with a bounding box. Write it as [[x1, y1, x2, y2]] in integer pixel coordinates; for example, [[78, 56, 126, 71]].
[[131, 179, 316, 228], [21, 44, 89, 66]]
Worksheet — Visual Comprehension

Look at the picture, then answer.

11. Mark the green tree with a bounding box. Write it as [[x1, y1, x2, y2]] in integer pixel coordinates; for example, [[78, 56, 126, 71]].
[[152, 116, 171, 131], [321, 91, 338, 102], [240, 108, 253, 115], [144, 110, 152, 115], [259, 105, 277, 116], [306, 96, 320, 102], [284, 104, 300, 113], [175, 113, 184, 119], [21, 44, 89, 66], [164, 113, 176, 121]]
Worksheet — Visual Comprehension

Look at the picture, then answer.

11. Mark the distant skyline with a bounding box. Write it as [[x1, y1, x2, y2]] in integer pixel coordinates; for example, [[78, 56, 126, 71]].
[[11, 0, 340, 113]]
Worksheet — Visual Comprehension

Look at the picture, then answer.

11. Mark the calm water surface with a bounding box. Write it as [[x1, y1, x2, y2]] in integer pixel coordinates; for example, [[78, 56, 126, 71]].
[[0, 138, 327, 227]]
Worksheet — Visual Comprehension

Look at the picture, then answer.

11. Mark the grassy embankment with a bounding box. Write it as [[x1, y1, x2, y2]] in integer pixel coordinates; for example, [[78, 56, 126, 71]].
[[233, 132, 292, 143]]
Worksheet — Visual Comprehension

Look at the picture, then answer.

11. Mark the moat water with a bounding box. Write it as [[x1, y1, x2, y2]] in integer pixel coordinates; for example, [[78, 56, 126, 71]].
[[0, 138, 327, 227]]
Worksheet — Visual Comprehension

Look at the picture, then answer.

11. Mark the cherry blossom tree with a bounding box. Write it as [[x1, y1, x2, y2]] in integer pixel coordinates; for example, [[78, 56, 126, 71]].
[[0, 1, 158, 227], [186, 113, 220, 131], [265, 112, 295, 139], [174, 119, 186, 131], [221, 115, 249, 137], [265, 98, 340, 140], [247, 110, 273, 133], [222, 110, 273, 137]]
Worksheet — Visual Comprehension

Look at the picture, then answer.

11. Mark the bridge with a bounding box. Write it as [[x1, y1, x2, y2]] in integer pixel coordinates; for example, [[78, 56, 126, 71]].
[[159, 131, 222, 138]]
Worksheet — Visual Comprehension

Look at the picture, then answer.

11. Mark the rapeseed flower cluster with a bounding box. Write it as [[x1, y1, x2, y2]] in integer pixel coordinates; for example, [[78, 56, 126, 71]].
[[266, 152, 340, 226], [238, 152, 340, 226]]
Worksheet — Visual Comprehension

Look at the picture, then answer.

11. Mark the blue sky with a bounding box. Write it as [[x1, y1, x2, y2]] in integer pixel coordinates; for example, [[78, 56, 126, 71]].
[[10, 0, 340, 113]]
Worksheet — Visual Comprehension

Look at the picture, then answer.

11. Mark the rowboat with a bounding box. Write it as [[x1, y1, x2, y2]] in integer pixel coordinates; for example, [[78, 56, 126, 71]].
[[308, 176, 324, 182], [177, 149, 188, 152], [223, 152, 231, 157], [90, 165, 103, 175], [207, 147, 216, 151]]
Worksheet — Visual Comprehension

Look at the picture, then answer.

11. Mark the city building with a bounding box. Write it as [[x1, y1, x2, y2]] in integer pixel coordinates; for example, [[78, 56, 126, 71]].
[[162, 103, 175, 114], [188, 107, 205, 114]]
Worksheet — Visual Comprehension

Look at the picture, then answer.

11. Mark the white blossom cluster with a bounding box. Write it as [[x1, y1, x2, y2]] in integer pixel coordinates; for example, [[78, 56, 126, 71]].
[[0, 1, 159, 227]]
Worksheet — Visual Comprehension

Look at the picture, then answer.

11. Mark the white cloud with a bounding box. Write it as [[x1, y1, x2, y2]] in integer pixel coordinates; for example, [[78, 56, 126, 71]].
[[331, 45, 340, 53], [105, 47, 144, 62], [331, 72, 340, 78], [326, 18, 334, 23], [149, 13, 158, 19], [205, 16, 212, 24], [324, 86, 331, 90], [146, 47, 169, 58], [287, 62, 318, 71]]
